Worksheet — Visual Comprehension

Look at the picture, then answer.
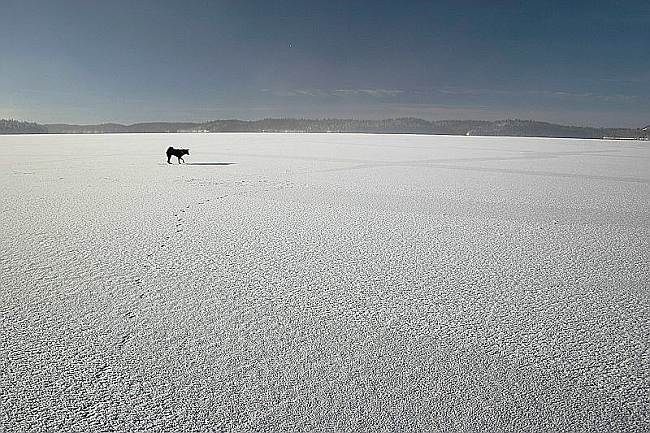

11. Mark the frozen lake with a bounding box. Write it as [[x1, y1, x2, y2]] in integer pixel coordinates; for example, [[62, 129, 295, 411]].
[[1, 133, 648, 431]]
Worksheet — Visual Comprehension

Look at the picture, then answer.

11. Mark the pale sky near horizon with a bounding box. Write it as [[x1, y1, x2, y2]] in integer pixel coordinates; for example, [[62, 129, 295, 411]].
[[1, 0, 649, 127]]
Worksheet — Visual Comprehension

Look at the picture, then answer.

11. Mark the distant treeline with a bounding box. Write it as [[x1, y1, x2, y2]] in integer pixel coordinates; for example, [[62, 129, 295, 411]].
[[0, 119, 48, 134], [2, 118, 649, 139]]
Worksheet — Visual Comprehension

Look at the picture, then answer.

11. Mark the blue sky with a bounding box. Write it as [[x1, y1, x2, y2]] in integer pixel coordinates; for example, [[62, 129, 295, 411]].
[[1, 0, 648, 126]]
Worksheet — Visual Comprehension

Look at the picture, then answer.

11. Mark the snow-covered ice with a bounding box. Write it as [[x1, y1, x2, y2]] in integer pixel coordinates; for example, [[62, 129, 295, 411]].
[[1, 133, 648, 431]]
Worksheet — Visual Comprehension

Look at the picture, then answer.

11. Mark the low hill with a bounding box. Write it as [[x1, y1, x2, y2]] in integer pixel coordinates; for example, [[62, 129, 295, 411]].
[[3, 118, 649, 139], [44, 122, 201, 134]]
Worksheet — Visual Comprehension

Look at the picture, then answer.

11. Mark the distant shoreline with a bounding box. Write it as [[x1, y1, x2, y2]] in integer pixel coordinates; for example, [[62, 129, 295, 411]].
[[1, 118, 648, 140], [3, 132, 649, 142]]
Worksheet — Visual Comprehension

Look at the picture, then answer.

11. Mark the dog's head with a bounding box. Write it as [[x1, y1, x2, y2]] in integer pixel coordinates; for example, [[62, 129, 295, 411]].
[[181, 149, 190, 156]]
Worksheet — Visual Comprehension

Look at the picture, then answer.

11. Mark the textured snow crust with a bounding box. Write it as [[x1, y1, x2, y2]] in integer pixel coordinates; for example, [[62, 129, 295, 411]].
[[1, 133, 648, 431]]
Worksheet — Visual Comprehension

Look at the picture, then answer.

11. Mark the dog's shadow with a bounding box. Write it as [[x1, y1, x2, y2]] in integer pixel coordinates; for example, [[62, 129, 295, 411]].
[[184, 162, 236, 166]]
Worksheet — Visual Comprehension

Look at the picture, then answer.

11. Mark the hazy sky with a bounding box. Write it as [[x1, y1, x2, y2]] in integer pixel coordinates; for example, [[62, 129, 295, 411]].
[[1, 0, 648, 126]]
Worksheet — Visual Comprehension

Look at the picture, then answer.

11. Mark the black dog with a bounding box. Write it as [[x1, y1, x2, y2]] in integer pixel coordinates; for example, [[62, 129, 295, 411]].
[[166, 147, 189, 164]]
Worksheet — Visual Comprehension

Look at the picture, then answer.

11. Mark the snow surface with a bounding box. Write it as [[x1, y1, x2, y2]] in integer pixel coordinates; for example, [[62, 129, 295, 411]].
[[1, 133, 648, 432]]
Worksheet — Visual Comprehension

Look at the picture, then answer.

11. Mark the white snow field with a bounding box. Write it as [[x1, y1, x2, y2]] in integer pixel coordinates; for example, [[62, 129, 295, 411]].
[[1, 133, 648, 432]]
